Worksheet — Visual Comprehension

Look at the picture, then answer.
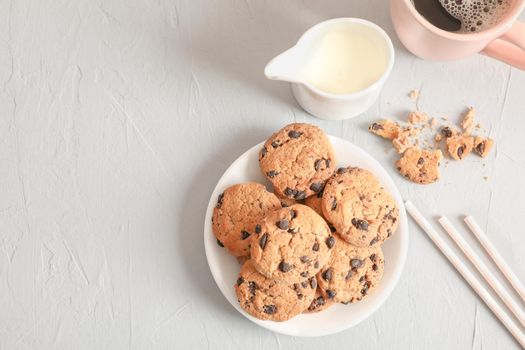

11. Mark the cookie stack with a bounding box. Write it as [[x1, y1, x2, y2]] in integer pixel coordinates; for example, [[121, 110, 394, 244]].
[[212, 123, 399, 322]]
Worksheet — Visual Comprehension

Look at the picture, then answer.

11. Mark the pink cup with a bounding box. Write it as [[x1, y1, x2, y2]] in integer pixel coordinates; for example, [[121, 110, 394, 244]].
[[390, 0, 525, 69]]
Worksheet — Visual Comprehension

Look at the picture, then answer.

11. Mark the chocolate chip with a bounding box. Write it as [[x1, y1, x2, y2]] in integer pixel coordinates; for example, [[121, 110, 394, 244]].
[[271, 141, 280, 148], [259, 233, 268, 249], [216, 193, 224, 208], [312, 242, 320, 251], [372, 264, 379, 271], [351, 218, 369, 231], [387, 229, 392, 238], [301, 281, 308, 288], [345, 270, 354, 280], [277, 219, 289, 230], [248, 281, 257, 295], [310, 277, 317, 289], [300, 256, 310, 263], [476, 142, 485, 154], [309, 296, 325, 311], [300, 271, 309, 278], [370, 122, 384, 131], [217, 239, 224, 247], [263, 305, 276, 314], [266, 170, 279, 178], [326, 235, 335, 249], [294, 191, 307, 201], [361, 285, 369, 296], [314, 261, 319, 269], [237, 277, 244, 286], [290, 210, 297, 219], [314, 159, 324, 171], [325, 159, 331, 168], [369, 237, 379, 246], [310, 182, 324, 193], [255, 224, 261, 234], [288, 130, 302, 139], [370, 254, 377, 262], [241, 230, 251, 240], [359, 276, 365, 283], [284, 187, 295, 197], [260, 147, 267, 158], [417, 157, 425, 165], [351, 259, 363, 269], [326, 290, 336, 299], [331, 198, 337, 211], [279, 261, 292, 272], [329, 225, 336, 233], [457, 145, 465, 158], [337, 167, 347, 174], [280, 201, 289, 208], [441, 127, 453, 138], [322, 268, 332, 281]]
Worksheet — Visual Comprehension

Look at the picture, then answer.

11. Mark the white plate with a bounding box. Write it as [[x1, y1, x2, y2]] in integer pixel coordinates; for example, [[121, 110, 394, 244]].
[[203, 136, 408, 337]]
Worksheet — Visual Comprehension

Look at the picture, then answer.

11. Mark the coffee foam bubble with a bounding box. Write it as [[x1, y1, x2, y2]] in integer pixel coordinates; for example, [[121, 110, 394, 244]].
[[438, 0, 511, 33]]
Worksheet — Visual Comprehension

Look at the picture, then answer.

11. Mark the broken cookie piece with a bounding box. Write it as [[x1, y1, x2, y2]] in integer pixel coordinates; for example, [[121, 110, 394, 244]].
[[408, 111, 428, 124], [392, 126, 418, 154], [446, 134, 474, 160], [396, 147, 443, 184], [473, 136, 494, 158], [368, 120, 401, 140], [460, 107, 475, 133]]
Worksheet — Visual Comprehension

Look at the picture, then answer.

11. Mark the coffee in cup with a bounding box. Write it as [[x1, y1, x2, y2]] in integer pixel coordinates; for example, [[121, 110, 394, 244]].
[[411, 0, 511, 33]]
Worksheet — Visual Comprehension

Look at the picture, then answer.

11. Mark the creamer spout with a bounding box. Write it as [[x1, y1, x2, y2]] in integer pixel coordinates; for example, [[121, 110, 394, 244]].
[[264, 46, 304, 84]]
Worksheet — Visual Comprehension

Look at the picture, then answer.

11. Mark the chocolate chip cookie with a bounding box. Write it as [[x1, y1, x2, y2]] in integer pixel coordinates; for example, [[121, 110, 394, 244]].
[[259, 123, 336, 200], [316, 235, 384, 304], [235, 260, 316, 321], [212, 183, 281, 257], [250, 204, 333, 283], [396, 147, 443, 184], [321, 167, 399, 247]]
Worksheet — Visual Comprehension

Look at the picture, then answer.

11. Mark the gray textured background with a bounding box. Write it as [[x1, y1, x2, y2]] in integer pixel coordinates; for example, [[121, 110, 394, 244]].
[[1, 0, 524, 349]]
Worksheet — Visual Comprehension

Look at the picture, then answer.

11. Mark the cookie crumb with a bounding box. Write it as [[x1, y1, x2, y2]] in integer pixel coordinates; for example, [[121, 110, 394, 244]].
[[392, 132, 412, 154], [461, 107, 475, 133], [408, 111, 428, 124], [483, 176, 489, 181], [409, 89, 420, 100]]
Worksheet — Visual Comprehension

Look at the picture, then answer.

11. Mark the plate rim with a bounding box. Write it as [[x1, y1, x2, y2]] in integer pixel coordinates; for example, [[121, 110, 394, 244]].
[[203, 135, 409, 337]]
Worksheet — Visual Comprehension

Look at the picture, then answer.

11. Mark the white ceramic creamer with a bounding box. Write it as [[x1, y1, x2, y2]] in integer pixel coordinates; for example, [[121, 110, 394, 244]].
[[265, 18, 395, 121]]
